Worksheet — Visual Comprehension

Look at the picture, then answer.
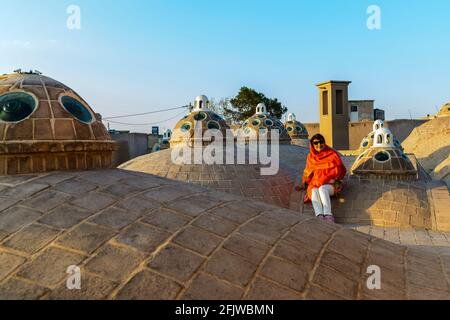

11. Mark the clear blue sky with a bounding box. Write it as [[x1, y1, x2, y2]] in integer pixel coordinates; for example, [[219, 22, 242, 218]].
[[2, 0, 449, 133]]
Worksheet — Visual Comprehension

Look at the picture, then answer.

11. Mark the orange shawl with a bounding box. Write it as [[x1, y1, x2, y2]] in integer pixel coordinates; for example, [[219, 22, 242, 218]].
[[302, 144, 346, 202]]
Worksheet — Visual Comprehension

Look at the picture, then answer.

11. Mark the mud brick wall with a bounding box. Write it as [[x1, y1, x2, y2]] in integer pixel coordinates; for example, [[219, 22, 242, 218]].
[[333, 176, 432, 229]]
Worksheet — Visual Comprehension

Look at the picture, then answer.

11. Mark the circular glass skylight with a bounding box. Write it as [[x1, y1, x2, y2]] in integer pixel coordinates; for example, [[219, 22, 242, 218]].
[[361, 139, 369, 148], [60, 96, 93, 123], [193, 111, 207, 121], [207, 121, 220, 130], [0, 92, 36, 123], [181, 122, 192, 132], [374, 151, 390, 162], [252, 119, 261, 126]]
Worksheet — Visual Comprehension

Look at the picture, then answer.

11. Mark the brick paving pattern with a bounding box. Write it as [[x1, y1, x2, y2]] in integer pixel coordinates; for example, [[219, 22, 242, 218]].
[[0, 169, 448, 300]]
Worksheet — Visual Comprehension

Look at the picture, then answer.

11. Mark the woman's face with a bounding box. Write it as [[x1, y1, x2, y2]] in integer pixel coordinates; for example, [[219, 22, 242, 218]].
[[313, 139, 325, 153]]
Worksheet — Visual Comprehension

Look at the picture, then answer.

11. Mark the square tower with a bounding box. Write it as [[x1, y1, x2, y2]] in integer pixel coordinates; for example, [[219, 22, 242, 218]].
[[316, 80, 351, 150]]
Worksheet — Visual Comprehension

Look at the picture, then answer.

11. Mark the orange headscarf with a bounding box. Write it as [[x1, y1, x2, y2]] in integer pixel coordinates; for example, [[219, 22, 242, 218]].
[[302, 143, 347, 202]]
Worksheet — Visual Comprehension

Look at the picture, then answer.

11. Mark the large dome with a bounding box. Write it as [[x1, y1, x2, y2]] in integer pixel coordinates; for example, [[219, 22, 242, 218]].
[[402, 116, 450, 186], [120, 147, 296, 208], [0, 71, 114, 175], [438, 103, 450, 117]]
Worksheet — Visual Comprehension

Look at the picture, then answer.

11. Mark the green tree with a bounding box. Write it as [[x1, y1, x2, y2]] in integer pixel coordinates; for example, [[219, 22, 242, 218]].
[[223, 87, 287, 123]]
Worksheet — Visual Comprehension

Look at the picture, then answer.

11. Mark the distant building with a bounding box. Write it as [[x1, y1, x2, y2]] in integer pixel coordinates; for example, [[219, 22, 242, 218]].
[[348, 100, 385, 122], [110, 130, 161, 166], [374, 108, 385, 121], [349, 100, 374, 122], [312, 80, 421, 150]]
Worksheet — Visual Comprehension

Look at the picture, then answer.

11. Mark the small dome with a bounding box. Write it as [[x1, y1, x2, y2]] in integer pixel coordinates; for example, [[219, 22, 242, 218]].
[[372, 127, 395, 147], [163, 129, 172, 141], [193, 95, 209, 111], [358, 121, 403, 154], [284, 112, 309, 143], [373, 119, 385, 131], [238, 104, 291, 144], [351, 127, 416, 179], [0, 71, 114, 175], [255, 103, 268, 115], [286, 113, 296, 122], [437, 103, 450, 117], [171, 96, 230, 147]]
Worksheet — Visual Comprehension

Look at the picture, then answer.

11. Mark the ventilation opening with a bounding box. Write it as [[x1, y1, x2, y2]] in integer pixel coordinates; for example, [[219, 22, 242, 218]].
[[322, 91, 328, 115], [374, 151, 390, 162], [207, 121, 220, 130], [181, 122, 192, 132], [335, 90, 343, 115], [0, 92, 36, 122], [193, 112, 207, 121], [60, 96, 93, 123]]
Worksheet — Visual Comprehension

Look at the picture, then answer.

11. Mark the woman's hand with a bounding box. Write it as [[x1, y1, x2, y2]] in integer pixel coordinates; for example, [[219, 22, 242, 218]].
[[295, 182, 307, 192]]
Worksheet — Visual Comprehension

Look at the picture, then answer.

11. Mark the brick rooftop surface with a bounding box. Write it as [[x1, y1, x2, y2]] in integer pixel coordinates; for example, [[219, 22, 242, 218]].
[[0, 169, 449, 300]]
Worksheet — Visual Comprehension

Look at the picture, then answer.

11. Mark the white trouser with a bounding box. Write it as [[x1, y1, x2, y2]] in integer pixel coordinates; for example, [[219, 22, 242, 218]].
[[311, 184, 335, 216]]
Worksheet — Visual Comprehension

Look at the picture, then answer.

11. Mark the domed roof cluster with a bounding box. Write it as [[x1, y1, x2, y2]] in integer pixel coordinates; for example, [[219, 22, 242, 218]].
[[170, 95, 230, 147], [237, 103, 291, 144], [0, 71, 114, 175], [120, 97, 312, 208], [351, 121, 416, 179]]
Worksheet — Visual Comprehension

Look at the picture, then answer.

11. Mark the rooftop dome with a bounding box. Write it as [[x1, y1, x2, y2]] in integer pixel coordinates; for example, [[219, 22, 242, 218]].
[[373, 119, 385, 131], [170, 95, 230, 148], [402, 116, 450, 186], [437, 102, 450, 117], [351, 127, 416, 180], [0, 169, 447, 300], [284, 113, 309, 147], [119, 147, 296, 208], [237, 103, 291, 144], [0, 71, 114, 175], [358, 120, 403, 154]]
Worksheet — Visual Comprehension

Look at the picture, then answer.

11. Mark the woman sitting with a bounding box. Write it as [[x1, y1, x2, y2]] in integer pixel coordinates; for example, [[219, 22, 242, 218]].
[[300, 134, 347, 223]]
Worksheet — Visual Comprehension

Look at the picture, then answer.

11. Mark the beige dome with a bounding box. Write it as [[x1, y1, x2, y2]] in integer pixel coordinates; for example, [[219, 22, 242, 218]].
[[437, 103, 450, 117], [171, 106, 230, 148], [284, 113, 309, 146], [119, 147, 296, 208], [0, 71, 114, 175], [238, 104, 291, 144]]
